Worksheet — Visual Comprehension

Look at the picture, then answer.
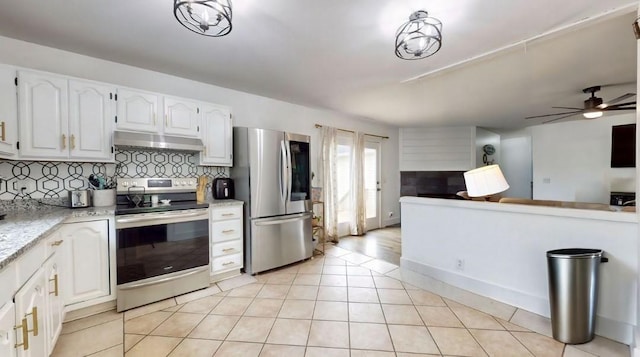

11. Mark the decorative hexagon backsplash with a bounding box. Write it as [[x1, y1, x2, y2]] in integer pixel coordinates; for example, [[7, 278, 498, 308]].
[[0, 149, 228, 200]]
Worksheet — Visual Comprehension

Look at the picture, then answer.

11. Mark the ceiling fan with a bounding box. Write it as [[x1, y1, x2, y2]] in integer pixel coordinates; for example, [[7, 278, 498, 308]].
[[525, 86, 636, 124]]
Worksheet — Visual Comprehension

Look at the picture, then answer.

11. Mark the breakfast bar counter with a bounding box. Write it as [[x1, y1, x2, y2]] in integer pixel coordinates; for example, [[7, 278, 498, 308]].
[[400, 196, 638, 344]]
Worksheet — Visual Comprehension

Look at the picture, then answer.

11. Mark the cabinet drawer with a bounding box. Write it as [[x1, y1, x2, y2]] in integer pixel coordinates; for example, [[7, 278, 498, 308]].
[[211, 219, 242, 242], [15, 242, 45, 288], [211, 206, 243, 221], [44, 229, 64, 257], [211, 239, 243, 258], [211, 253, 243, 273]]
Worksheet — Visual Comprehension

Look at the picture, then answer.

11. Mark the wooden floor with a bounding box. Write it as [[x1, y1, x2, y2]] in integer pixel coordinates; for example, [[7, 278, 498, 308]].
[[335, 225, 401, 265]]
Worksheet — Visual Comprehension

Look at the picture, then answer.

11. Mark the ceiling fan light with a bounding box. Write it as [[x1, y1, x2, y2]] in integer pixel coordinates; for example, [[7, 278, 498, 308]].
[[174, 0, 232, 37], [583, 110, 603, 119]]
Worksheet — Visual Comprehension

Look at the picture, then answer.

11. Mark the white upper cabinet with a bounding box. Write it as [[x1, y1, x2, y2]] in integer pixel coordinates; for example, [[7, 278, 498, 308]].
[[17, 70, 114, 162], [164, 96, 201, 138], [0, 65, 17, 158], [199, 103, 232, 166], [115, 88, 161, 134], [68, 79, 114, 161], [18, 71, 69, 160]]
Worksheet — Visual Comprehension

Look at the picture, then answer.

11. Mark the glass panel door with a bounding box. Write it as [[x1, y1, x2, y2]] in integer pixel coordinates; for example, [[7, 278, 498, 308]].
[[289, 140, 310, 201], [365, 139, 381, 230]]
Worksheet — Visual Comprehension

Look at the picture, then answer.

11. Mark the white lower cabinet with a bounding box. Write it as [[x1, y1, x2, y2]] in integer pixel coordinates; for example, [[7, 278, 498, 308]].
[[44, 256, 63, 355], [210, 204, 244, 280], [58, 220, 110, 306], [0, 302, 17, 357], [14, 267, 47, 357]]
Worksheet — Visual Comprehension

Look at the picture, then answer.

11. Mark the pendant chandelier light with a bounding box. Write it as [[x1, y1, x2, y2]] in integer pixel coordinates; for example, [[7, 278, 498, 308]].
[[395, 10, 442, 60], [174, 0, 232, 37]]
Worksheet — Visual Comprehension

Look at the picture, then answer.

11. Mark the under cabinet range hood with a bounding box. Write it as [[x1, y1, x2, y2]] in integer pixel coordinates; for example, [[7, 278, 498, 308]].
[[113, 131, 204, 152]]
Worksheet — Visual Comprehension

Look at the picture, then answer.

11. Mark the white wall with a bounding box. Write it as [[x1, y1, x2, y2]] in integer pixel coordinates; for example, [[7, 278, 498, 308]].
[[531, 113, 636, 203], [499, 129, 532, 198], [399, 126, 475, 171], [0, 35, 401, 225], [475, 128, 501, 167], [401, 197, 638, 344]]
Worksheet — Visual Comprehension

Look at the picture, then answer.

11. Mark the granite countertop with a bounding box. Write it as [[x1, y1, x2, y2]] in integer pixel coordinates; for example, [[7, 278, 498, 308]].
[[0, 205, 115, 271], [203, 198, 244, 207]]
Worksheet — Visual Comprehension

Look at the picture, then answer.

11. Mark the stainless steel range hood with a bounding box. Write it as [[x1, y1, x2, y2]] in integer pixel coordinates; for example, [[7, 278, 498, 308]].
[[113, 131, 204, 152]]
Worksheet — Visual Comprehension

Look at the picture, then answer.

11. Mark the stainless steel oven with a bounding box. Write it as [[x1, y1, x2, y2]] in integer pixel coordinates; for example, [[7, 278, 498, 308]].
[[115, 177, 210, 312]]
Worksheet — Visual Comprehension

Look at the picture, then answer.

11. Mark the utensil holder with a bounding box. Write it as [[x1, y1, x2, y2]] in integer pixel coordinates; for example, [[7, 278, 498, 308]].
[[92, 189, 116, 207]]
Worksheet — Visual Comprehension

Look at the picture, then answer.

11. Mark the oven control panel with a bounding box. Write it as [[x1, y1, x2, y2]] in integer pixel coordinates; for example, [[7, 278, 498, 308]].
[[117, 177, 198, 192]]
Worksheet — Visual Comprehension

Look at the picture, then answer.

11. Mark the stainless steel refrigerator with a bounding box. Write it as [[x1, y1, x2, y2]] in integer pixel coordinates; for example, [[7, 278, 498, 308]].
[[231, 127, 313, 274]]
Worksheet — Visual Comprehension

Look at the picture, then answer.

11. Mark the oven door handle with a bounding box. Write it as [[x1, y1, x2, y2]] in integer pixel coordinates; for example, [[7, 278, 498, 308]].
[[118, 267, 209, 290], [116, 210, 207, 224]]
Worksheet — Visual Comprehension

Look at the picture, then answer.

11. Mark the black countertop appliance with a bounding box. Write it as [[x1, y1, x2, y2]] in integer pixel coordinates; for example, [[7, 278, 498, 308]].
[[213, 178, 235, 199]]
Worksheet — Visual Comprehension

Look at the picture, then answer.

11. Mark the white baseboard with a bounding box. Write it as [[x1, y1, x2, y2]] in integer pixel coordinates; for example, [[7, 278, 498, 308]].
[[401, 257, 634, 345], [383, 217, 400, 227]]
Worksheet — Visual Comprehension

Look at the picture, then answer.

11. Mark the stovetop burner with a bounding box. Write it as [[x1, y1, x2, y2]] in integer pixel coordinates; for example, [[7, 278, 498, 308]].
[[115, 177, 208, 215]]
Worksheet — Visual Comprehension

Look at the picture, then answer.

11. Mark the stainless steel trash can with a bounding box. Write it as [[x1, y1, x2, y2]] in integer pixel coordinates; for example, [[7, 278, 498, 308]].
[[546, 248, 608, 344]]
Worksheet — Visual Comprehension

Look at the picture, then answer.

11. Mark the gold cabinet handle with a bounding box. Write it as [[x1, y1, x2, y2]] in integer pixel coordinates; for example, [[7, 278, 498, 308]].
[[222, 229, 235, 233], [222, 261, 234, 266], [204, 145, 207, 156], [25, 307, 38, 337], [222, 248, 235, 252], [165, 114, 169, 126], [70, 134, 76, 150], [14, 317, 29, 351], [50, 240, 64, 246], [221, 213, 234, 217], [0, 121, 5, 142], [61, 134, 66, 150], [49, 274, 59, 297], [153, 112, 156, 125]]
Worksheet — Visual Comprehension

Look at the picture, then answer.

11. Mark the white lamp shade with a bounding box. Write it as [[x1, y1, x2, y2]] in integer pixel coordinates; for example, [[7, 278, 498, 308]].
[[463, 165, 510, 197]]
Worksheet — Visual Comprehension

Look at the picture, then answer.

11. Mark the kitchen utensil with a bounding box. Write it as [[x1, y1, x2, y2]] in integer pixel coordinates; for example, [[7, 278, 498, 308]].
[[196, 176, 207, 202], [88, 174, 101, 189]]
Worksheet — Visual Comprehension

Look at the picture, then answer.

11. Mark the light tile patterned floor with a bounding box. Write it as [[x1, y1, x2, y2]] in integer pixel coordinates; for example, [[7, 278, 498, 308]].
[[52, 244, 629, 357]]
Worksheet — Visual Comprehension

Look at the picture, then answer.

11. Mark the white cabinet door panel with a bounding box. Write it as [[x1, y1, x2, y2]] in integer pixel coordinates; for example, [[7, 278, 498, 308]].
[[58, 220, 110, 306], [116, 88, 160, 133], [211, 220, 243, 243], [210, 239, 243, 258], [164, 96, 200, 137], [211, 253, 243, 273], [69, 80, 114, 161], [18, 71, 68, 159], [210, 206, 243, 221], [44, 256, 63, 355], [0, 302, 16, 357], [14, 267, 47, 357], [0, 65, 17, 158], [199, 103, 232, 166]]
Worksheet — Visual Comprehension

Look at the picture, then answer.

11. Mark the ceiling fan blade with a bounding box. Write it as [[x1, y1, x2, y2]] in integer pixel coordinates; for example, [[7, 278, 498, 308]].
[[603, 107, 636, 111], [543, 112, 581, 124], [552, 106, 582, 110], [597, 93, 636, 109], [605, 101, 636, 109], [525, 110, 583, 119]]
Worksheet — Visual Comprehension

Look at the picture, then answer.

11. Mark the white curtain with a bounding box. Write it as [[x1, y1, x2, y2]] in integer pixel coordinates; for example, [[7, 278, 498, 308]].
[[320, 126, 339, 242], [350, 132, 367, 235]]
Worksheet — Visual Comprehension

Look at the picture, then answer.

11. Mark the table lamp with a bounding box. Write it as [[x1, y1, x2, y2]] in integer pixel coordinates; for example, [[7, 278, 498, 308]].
[[463, 164, 510, 199]]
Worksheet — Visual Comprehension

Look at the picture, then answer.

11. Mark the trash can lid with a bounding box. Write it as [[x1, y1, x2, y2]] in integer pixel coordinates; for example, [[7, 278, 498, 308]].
[[547, 248, 604, 258]]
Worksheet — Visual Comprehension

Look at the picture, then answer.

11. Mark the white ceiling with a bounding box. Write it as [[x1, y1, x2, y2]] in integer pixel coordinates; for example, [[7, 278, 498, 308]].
[[0, 0, 636, 129]]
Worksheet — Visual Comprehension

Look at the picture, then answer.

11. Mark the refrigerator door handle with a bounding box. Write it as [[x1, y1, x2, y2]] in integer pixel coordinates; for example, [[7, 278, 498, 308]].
[[254, 212, 312, 226], [280, 140, 288, 204], [285, 139, 292, 202]]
